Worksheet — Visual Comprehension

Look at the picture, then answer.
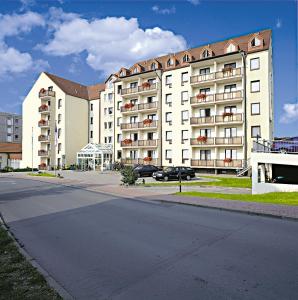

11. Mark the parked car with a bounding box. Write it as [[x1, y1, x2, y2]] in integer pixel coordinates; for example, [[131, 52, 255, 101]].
[[133, 165, 160, 177], [153, 167, 196, 181]]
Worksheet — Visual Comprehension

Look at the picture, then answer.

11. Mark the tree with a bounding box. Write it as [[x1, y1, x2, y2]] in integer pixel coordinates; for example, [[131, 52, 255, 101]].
[[121, 166, 138, 185]]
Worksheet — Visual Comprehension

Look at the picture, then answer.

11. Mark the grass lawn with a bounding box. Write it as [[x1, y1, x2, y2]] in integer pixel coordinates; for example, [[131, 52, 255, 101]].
[[0, 226, 61, 299], [27, 172, 56, 178], [175, 191, 298, 206], [144, 176, 251, 188]]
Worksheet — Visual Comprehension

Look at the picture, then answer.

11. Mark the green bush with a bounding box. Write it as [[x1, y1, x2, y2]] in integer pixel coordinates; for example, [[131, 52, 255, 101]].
[[120, 166, 138, 185], [1, 166, 14, 173]]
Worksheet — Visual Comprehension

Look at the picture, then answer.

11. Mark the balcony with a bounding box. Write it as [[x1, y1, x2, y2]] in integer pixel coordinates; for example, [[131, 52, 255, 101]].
[[121, 101, 158, 113], [121, 158, 158, 165], [191, 159, 215, 167], [38, 164, 47, 170], [190, 137, 215, 146], [38, 120, 50, 127], [215, 113, 243, 124], [38, 105, 50, 113], [38, 150, 49, 157], [190, 94, 214, 106], [121, 83, 158, 97], [38, 135, 50, 142], [215, 137, 243, 145], [120, 120, 157, 130], [121, 139, 158, 148], [215, 159, 243, 168], [215, 91, 242, 103], [190, 91, 243, 106], [190, 116, 214, 126], [121, 158, 138, 165], [39, 89, 55, 98], [190, 67, 242, 85]]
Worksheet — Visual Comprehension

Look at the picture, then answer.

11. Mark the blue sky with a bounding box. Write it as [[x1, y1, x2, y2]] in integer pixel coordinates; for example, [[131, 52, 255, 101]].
[[0, 0, 297, 137]]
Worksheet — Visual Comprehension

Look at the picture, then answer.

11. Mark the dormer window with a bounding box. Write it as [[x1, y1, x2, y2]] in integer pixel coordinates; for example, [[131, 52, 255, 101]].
[[133, 67, 138, 74], [226, 43, 236, 53], [151, 62, 157, 70], [251, 37, 261, 47], [167, 58, 174, 67], [183, 54, 190, 63], [120, 71, 125, 77], [202, 49, 210, 58]]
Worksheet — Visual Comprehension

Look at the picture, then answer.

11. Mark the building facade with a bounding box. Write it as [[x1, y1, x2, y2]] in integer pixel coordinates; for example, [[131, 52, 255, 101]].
[[0, 112, 22, 143], [22, 30, 273, 173]]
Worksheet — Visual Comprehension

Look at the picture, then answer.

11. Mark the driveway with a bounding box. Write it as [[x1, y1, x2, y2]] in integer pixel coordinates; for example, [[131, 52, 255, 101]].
[[0, 177, 297, 299]]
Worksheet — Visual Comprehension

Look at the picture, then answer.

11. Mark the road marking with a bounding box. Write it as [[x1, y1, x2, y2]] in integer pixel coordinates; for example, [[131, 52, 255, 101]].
[[0, 181, 17, 184]]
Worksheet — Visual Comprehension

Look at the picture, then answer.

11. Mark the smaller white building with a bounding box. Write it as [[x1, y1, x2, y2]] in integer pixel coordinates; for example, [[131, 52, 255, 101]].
[[252, 140, 298, 194], [77, 143, 113, 171]]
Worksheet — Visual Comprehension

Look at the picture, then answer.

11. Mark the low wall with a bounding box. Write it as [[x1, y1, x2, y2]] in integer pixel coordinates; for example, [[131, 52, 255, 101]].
[[252, 182, 298, 194]]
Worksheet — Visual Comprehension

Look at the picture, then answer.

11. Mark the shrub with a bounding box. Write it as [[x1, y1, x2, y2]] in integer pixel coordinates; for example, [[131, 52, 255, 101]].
[[121, 166, 138, 185]]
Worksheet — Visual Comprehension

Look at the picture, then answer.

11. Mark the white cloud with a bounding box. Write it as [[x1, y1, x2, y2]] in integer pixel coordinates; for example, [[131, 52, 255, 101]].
[[152, 5, 176, 15], [187, 0, 200, 5], [40, 15, 187, 75], [47, 7, 80, 31], [276, 18, 282, 29], [0, 11, 48, 78], [280, 103, 298, 123], [20, 0, 36, 11]]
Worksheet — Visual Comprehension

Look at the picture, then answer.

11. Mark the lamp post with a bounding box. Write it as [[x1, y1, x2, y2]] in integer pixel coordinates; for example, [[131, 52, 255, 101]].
[[178, 166, 182, 193]]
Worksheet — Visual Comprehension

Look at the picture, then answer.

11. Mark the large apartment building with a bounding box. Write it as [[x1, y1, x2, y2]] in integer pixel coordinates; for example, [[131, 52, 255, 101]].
[[0, 112, 22, 143], [22, 30, 273, 173]]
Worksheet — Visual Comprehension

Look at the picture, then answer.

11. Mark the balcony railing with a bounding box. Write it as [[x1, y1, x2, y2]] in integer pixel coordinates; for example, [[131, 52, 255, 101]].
[[39, 90, 56, 98], [190, 137, 215, 145], [38, 120, 50, 127], [215, 159, 243, 168], [120, 101, 158, 113], [121, 83, 157, 96], [38, 135, 50, 142], [120, 120, 157, 130], [215, 137, 242, 145], [190, 94, 214, 105], [38, 150, 49, 156], [190, 91, 243, 106], [215, 113, 243, 123], [121, 139, 158, 147], [191, 159, 215, 167], [215, 91, 242, 102], [190, 68, 242, 84], [38, 105, 50, 113], [190, 116, 214, 125], [121, 158, 138, 165], [121, 158, 158, 165], [38, 164, 48, 170]]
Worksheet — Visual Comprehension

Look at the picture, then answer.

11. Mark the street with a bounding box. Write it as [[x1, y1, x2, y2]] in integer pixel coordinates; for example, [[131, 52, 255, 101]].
[[0, 177, 298, 300]]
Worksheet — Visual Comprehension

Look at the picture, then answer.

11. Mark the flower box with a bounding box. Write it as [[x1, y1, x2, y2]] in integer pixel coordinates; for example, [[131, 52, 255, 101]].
[[196, 93, 207, 101], [38, 119, 47, 125], [222, 112, 234, 118], [39, 88, 46, 93], [123, 138, 133, 145], [142, 82, 151, 88], [144, 156, 152, 162], [222, 66, 233, 73], [223, 158, 233, 163], [143, 119, 153, 125], [197, 136, 207, 143], [39, 163, 47, 167], [124, 103, 135, 109]]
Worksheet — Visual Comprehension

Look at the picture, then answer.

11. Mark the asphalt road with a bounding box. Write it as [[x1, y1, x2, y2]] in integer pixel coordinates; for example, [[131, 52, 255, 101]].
[[0, 177, 298, 300]]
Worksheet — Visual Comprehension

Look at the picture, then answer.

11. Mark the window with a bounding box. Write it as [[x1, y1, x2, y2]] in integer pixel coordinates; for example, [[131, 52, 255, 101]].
[[165, 93, 172, 105], [225, 149, 237, 159], [120, 70, 125, 77], [251, 37, 261, 47], [117, 101, 121, 110], [108, 107, 113, 115], [165, 75, 172, 86], [133, 67, 138, 74], [104, 122, 107, 129], [58, 99, 62, 109], [224, 84, 237, 93], [200, 150, 211, 160], [104, 108, 107, 115], [108, 136, 112, 143], [200, 128, 211, 137], [151, 62, 157, 70], [224, 62, 236, 69], [181, 91, 188, 104], [130, 116, 138, 123], [147, 132, 154, 140], [15, 135, 19, 139], [251, 80, 260, 92], [199, 68, 210, 75], [48, 86, 53, 91], [117, 134, 122, 143], [200, 88, 210, 94], [182, 149, 189, 162], [165, 150, 172, 160], [130, 82, 138, 88], [90, 117, 93, 125], [57, 114, 61, 124], [181, 72, 188, 84], [104, 137, 107, 143], [58, 143, 62, 153], [166, 112, 172, 124], [166, 131, 172, 143], [7, 135, 12, 142], [183, 54, 190, 63], [250, 58, 260, 70], [251, 126, 261, 138], [200, 108, 211, 117], [117, 117, 121, 126], [117, 85, 122, 94], [202, 49, 210, 58], [131, 133, 138, 141], [15, 119, 19, 124], [181, 110, 189, 124], [58, 128, 61, 138], [108, 122, 112, 129], [224, 127, 237, 137], [181, 130, 189, 142], [90, 103, 93, 111], [108, 93, 113, 101], [251, 103, 260, 115], [117, 151, 122, 159], [167, 58, 174, 67], [224, 106, 237, 113], [226, 43, 236, 53]]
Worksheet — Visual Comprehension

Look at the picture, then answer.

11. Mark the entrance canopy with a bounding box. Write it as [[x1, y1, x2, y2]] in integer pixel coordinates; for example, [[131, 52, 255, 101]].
[[77, 143, 113, 171]]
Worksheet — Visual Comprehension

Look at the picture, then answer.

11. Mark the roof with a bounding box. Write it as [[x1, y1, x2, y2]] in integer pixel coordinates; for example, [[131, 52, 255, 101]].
[[117, 29, 271, 77], [0, 143, 22, 154], [44, 72, 105, 101]]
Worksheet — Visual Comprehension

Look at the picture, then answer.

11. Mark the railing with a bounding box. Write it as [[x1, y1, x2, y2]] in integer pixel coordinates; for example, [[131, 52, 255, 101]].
[[121, 83, 157, 95], [120, 120, 157, 130], [215, 113, 243, 123], [38, 164, 47, 170], [39, 90, 55, 98], [38, 105, 50, 113], [215, 91, 242, 101], [215, 159, 243, 168], [38, 150, 49, 156], [190, 116, 214, 125], [121, 158, 138, 165], [253, 139, 298, 154], [38, 135, 50, 142], [121, 139, 158, 147], [190, 94, 214, 105], [38, 120, 49, 127], [190, 68, 242, 84], [215, 137, 242, 145], [190, 137, 215, 145], [120, 102, 158, 113], [120, 105, 137, 113], [138, 158, 158, 165], [191, 159, 215, 167]]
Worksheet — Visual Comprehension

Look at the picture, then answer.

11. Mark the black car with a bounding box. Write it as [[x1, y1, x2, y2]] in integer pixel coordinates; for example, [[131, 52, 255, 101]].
[[153, 167, 196, 181], [133, 165, 160, 177]]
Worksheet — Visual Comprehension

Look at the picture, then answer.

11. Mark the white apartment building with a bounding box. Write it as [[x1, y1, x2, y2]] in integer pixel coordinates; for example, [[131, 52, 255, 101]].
[[22, 30, 273, 173], [0, 112, 22, 143]]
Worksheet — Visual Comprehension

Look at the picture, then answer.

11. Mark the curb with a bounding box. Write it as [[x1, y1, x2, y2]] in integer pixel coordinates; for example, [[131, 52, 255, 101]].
[[0, 212, 74, 300]]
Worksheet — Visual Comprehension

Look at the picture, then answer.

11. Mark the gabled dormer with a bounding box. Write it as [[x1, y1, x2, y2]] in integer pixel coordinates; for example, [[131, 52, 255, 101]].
[[150, 59, 162, 71], [224, 40, 239, 54], [248, 33, 264, 51], [166, 54, 178, 68], [118, 67, 130, 77], [130, 63, 144, 75], [200, 46, 214, 59], [182, 51, 192, 64]]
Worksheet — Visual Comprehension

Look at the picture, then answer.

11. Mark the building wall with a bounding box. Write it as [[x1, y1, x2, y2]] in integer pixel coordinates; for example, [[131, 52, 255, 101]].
[[89, 99, 100, 144], [0, 112, 22, 143]]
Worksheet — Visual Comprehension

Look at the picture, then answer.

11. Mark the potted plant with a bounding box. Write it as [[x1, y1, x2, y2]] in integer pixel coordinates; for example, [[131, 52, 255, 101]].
[[143, 119, 153, 125], [222, 111, 234, 118], [223, 158, 233, 163], [144, 156, 152, 162], [142, 82, 151, 88], [196, 93, 207, 101], [124, 103, 134, 109], [222, 66, 233, 73], [38, 119, 47, 125], [39, 163, 47, 168], [39, 88, 46, 94], [197, 136, 207, 143], [123, 138, 133, 145]]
